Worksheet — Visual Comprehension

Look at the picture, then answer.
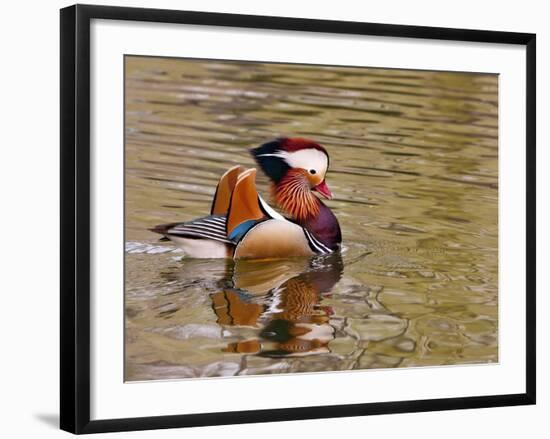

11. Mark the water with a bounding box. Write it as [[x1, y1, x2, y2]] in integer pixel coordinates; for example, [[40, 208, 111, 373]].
[[124, 56, 498, 381]]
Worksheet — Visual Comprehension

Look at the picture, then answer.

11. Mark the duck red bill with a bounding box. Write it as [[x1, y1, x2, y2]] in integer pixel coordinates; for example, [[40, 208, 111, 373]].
[[313, 180, 333, 199]]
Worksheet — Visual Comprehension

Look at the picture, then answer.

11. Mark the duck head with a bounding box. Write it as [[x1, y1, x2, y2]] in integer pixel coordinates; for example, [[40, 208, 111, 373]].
[[251, 137, 333, 220]]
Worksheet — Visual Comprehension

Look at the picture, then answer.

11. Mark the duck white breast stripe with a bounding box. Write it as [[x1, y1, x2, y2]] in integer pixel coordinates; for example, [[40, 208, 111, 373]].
[[313, 235, 332, 253], [305, 234, 326, 255], [314, 235, 331, 252], [309, 235, 330, 254], [303, 228, 332, 254], [258, 195, 286, 221]]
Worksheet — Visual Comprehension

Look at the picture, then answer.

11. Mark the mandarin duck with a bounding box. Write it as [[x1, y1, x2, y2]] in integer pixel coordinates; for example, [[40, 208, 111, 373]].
[[151, 138, 342, 259]]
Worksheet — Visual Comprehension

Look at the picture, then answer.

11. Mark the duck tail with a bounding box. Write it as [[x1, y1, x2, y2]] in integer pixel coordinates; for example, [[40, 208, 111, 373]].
[[149, 222, 179, 235]]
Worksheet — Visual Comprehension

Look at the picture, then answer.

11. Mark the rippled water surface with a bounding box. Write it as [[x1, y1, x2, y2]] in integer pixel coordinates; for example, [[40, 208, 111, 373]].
[[125, 56, 498, 381]]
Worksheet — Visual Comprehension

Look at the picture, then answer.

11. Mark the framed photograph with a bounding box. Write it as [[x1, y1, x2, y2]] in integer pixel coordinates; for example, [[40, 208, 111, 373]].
[[60, 4, 536, 434]]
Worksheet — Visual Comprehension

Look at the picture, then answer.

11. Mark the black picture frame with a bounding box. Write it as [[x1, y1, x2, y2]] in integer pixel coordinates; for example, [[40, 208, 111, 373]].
[[60, 4, 536, 434]]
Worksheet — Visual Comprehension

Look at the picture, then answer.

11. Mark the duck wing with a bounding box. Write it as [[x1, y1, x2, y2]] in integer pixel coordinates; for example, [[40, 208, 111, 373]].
[[150, 215, 233, 244], [150, 164, 246, 244], [150, 167, 267, 246]]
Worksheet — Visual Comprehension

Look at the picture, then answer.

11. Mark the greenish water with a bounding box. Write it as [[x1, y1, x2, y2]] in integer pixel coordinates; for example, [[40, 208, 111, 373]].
[[124, 56, 498, 381]]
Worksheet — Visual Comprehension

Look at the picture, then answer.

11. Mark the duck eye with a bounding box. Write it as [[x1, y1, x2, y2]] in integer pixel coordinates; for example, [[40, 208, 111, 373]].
[[309, 169, 317, 175]]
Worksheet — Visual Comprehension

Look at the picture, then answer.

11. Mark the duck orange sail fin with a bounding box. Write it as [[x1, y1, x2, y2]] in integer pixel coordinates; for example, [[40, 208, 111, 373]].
[[226, 168, 266, 240], [210, 165, 245, 215]]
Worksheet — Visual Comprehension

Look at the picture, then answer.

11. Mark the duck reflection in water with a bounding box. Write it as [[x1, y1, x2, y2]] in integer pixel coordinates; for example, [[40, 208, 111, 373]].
[[210, 254, 343, 358]]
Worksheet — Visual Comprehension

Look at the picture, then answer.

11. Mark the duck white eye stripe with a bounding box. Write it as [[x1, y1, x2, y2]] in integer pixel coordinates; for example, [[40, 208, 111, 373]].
[[256, 151, 288, 159], [282, 149, 328, 176]]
